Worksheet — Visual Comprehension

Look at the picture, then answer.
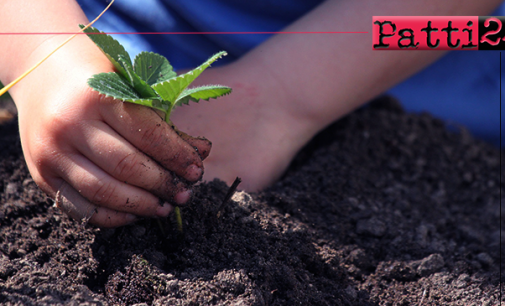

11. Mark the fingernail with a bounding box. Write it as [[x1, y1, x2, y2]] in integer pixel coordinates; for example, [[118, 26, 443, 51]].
[[185, 164, 203, 181], [174, 188, 192, 205], [156, 202, 173, 217]]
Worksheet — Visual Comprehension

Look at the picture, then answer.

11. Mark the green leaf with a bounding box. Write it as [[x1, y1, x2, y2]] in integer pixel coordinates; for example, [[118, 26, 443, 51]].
[[175, 85, 232, 107], [88, 73, 168, 112], [134, 51, 176, 85], [80, 25, 132, 81], [118, 55, 159, 99], [152, 51, 227, 107]]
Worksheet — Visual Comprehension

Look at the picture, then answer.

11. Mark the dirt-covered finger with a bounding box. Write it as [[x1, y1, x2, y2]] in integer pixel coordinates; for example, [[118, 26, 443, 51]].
[[55, 181, 139, 227], [55, 154, 178, 217], [100, 101, 205, 182], [173, 127, 212, 160], [74, 120, 192, 204]]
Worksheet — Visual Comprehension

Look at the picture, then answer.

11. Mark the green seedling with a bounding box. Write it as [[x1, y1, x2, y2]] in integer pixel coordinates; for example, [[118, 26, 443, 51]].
[[81, 25, 231, 233], [80, 25, 231, 124]]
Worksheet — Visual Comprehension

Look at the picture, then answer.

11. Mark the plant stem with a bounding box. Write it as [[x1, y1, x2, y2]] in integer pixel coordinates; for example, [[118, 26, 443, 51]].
[[174, 206, 183, 233], [165, 110, 183, 233], [164, 107, 173, 123]]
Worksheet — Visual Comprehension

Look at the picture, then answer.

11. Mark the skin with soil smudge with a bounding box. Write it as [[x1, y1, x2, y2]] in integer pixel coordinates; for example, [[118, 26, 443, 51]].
[[0, 96, 502, 305]]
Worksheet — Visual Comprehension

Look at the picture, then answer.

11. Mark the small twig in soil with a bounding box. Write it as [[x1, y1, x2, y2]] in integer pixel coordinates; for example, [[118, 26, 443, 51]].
[[418, 288, 427, 306], [217, 177, 241, 218]]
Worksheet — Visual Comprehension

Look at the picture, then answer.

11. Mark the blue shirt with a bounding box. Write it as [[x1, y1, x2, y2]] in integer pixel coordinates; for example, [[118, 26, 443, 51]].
[[77, 0, 324, 67], [78, 0, 504, 146]]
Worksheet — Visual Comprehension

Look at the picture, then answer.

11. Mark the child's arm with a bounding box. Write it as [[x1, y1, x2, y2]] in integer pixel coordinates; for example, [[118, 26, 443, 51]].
[[171, 0, 503, 191], [0, 0, 207, 227]]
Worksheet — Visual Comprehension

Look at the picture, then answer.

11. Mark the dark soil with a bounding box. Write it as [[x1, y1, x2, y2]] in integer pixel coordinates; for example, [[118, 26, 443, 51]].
[[0, 97, 503, 305]]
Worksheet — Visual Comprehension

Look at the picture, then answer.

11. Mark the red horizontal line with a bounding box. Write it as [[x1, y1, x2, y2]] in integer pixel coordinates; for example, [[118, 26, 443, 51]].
[[0, 31, 368, 35]]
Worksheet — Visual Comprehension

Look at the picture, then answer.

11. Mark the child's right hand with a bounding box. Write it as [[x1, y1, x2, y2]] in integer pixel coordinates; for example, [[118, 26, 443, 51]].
[[9, 34, 209, 228]]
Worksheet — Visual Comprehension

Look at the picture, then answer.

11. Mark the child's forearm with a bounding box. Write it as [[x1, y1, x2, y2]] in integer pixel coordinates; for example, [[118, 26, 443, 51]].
[[235, 0, 502, 133], [169, 0, 502, 192]]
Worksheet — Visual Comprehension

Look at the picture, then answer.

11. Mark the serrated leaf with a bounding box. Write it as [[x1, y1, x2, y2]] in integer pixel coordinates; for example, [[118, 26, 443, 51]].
[[80, 24, 132, 81], [88, 72, 167, 112], [152, 51, 227, 107], [88, 72, 137, 99], [174, 85, 232, 107], [118, 55, 158, 99], [134, 51, 176, 85]]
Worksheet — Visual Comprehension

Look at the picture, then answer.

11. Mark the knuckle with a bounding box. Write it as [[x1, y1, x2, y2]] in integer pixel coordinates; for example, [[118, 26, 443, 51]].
[[43, 109, 82, 146], [91, 179, 117, 206], [34, 150, 67, 183], [112, 152, 143, 181], [138, 124, 168, 150]]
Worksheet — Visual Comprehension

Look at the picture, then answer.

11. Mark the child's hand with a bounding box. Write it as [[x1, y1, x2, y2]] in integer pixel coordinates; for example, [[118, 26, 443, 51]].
[[12, 36, 208, 228], [171, 62, 315, 192]]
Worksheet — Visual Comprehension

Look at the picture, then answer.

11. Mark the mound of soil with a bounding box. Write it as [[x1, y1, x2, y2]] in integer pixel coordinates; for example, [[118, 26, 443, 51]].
[[0, 97, 502, 305]]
